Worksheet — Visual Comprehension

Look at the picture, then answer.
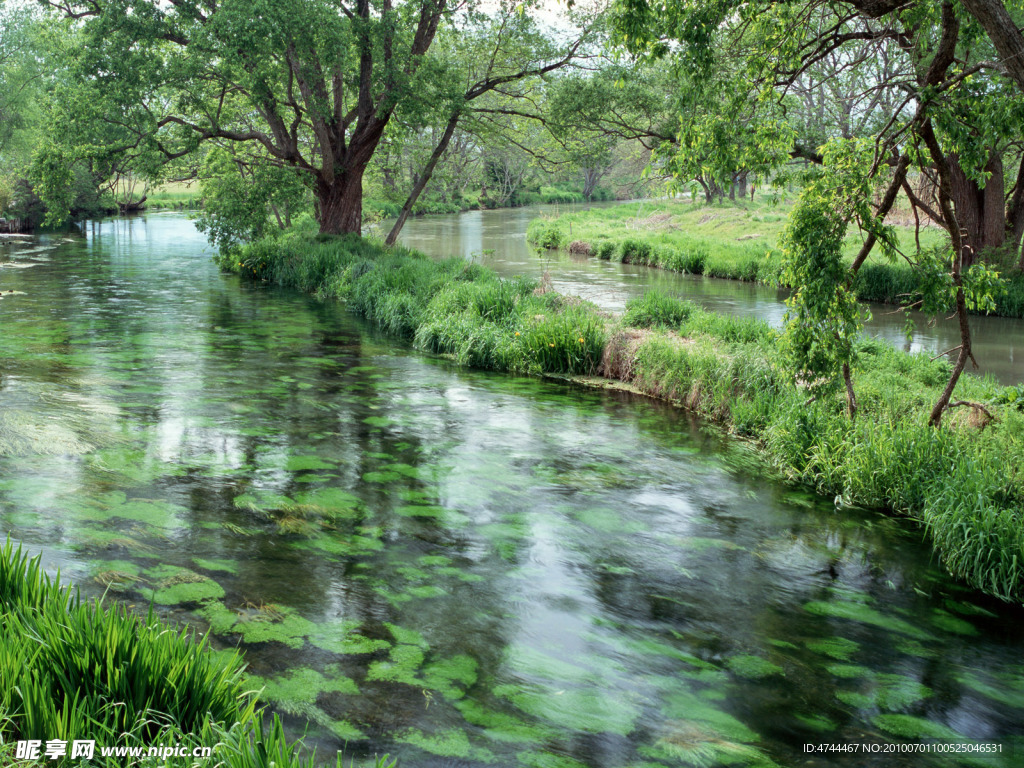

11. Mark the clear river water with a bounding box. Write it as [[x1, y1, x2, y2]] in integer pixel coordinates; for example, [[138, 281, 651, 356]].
[[1, 211, 1023, 768]]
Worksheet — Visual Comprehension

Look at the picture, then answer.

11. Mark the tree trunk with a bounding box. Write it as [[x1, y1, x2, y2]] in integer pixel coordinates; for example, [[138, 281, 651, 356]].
[[959, 0, 1024, 93], [316, 170, 365, 235], [947, 150, 1005, 263], [736, 171, 748, 199], [385, 112, 460, 246]]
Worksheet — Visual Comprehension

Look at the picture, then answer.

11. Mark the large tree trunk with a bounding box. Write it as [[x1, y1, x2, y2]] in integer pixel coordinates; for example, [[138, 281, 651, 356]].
[[736, 171, 748, 199], [947, 150, 1005, 264], [316, 170, 365, 235]]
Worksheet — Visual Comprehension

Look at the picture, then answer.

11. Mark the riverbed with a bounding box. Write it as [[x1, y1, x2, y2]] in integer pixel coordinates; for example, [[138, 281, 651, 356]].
[[1, 213, 1023, 767]]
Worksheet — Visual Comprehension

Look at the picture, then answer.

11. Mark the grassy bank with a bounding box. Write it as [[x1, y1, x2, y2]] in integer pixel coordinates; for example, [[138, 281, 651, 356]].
[[0, 539, 391, 768], [527, 199, 1024, 318], [227, 230, 1024, 604]]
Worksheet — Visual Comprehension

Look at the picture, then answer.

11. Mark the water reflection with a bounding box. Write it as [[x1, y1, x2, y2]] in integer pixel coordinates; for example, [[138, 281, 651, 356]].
[[1, 215, 1023, 767]]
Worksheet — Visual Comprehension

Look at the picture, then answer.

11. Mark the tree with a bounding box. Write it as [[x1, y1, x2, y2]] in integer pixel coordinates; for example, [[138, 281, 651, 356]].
[[612, 0, 1024, 425], [381, 2, 596, 244], [40, 0, 456, 236]]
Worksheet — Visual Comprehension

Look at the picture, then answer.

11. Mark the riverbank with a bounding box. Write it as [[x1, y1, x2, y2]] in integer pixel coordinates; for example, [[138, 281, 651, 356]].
[[0, 539, 390, 768], [227, 230, 1024, 604], [527, 200, 1024, 319]]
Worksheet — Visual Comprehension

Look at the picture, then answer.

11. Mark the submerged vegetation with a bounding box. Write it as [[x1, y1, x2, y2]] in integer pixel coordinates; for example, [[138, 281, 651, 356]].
[[0, 539, 394, 768], [226, 230, 1024, 603]]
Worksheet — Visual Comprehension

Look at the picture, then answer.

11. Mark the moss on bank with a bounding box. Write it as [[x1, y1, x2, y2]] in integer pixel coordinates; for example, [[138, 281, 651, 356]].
[[226, 231, 1024, 604], [526, 201, 1024, 318], [0, 539, 392, 768]]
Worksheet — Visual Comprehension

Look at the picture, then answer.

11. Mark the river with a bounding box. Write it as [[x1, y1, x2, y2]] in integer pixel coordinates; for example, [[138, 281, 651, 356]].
[[389, 203, 1024, 386], [1, 213, 1022, 767]]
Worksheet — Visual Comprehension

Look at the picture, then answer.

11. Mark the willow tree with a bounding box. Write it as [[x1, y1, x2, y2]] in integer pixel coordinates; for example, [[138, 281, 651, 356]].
[[39, 0, 458, 235]]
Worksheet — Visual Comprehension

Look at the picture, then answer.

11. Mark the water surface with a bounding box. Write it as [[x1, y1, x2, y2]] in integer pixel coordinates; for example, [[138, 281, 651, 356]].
[[1, 215, 1023, 768]]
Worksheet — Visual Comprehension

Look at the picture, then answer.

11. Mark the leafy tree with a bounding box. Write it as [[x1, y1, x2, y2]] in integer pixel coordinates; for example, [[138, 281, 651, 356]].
[[195, 147, 309, 254], [380, 1, 595, 244], [39, 0, 456, 236], [612, 0, 1024, 424]]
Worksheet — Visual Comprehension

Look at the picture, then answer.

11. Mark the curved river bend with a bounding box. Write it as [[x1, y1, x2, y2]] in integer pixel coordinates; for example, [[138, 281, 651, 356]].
[[1, 214, 1023, 768]]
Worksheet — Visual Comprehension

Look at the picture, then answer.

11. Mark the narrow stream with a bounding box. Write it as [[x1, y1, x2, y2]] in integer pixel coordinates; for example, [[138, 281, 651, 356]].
[[1, 214, 1022, 768], [390, 203, 1024, 386]]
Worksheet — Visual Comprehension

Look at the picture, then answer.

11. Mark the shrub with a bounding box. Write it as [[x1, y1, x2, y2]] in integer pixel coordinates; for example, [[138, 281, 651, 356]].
[[528, 220, 566, 249], [620, 238, 653, 264], [596, 241, 617, 260], [623, 291, 696, 329]]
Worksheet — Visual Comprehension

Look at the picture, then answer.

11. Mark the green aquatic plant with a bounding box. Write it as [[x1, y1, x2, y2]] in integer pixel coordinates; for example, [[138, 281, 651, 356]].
[[498, 684, 641, 737], [422, 654, 478, 700], [455, 699, 555, 746], [366, 643, 425, 686], [396, 727, 490, 761], [515, 752, 589, 768], [803, 600, 933, 640], [145, 568, 225, 605], [726, 655, 784, 680], [806, 637, 859, 661], [794, 713, 836, 732], [872, 714, 961, 740]]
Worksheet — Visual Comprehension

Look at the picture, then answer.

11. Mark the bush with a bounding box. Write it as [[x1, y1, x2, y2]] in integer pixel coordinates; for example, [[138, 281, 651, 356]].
[[620, 238, 653, 264], [596, 241, 617, 260], [623, 291, 696, 329], [528, 219, 566, 249]]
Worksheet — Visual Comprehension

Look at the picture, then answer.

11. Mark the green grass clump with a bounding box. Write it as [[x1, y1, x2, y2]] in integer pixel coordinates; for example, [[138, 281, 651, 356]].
[[0, 540, 391, 768], [623, 292, 696, 329]]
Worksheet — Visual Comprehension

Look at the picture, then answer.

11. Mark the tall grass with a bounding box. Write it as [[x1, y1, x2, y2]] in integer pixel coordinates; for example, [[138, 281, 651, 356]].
[[236, 232, 607, 376], [0, 540, 394, 767], [227, 233, 1024, 602]]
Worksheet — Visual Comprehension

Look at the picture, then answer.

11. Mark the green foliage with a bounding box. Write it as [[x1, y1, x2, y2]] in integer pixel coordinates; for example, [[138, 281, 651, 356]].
[[0, 541, 247, 745], [196, 148, 309, 255], [726, 654, 784, 679], [0, 540, 401, 767], [528, 219, 567, 249], [623, 291, 696, 328], [778, 141, 877, 398]]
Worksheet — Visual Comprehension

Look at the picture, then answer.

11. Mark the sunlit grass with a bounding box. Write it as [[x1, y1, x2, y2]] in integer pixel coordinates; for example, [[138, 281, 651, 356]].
[[528, 198, 1024, 317]]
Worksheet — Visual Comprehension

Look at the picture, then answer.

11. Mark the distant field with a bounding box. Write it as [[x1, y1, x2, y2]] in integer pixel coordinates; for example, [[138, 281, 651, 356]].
[[146, 181, 202, 209]]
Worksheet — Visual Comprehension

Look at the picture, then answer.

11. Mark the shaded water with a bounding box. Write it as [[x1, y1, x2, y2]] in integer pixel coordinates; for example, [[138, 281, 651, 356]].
[[2, 215, 1024, 768], [390, 204, 1024, 385]]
